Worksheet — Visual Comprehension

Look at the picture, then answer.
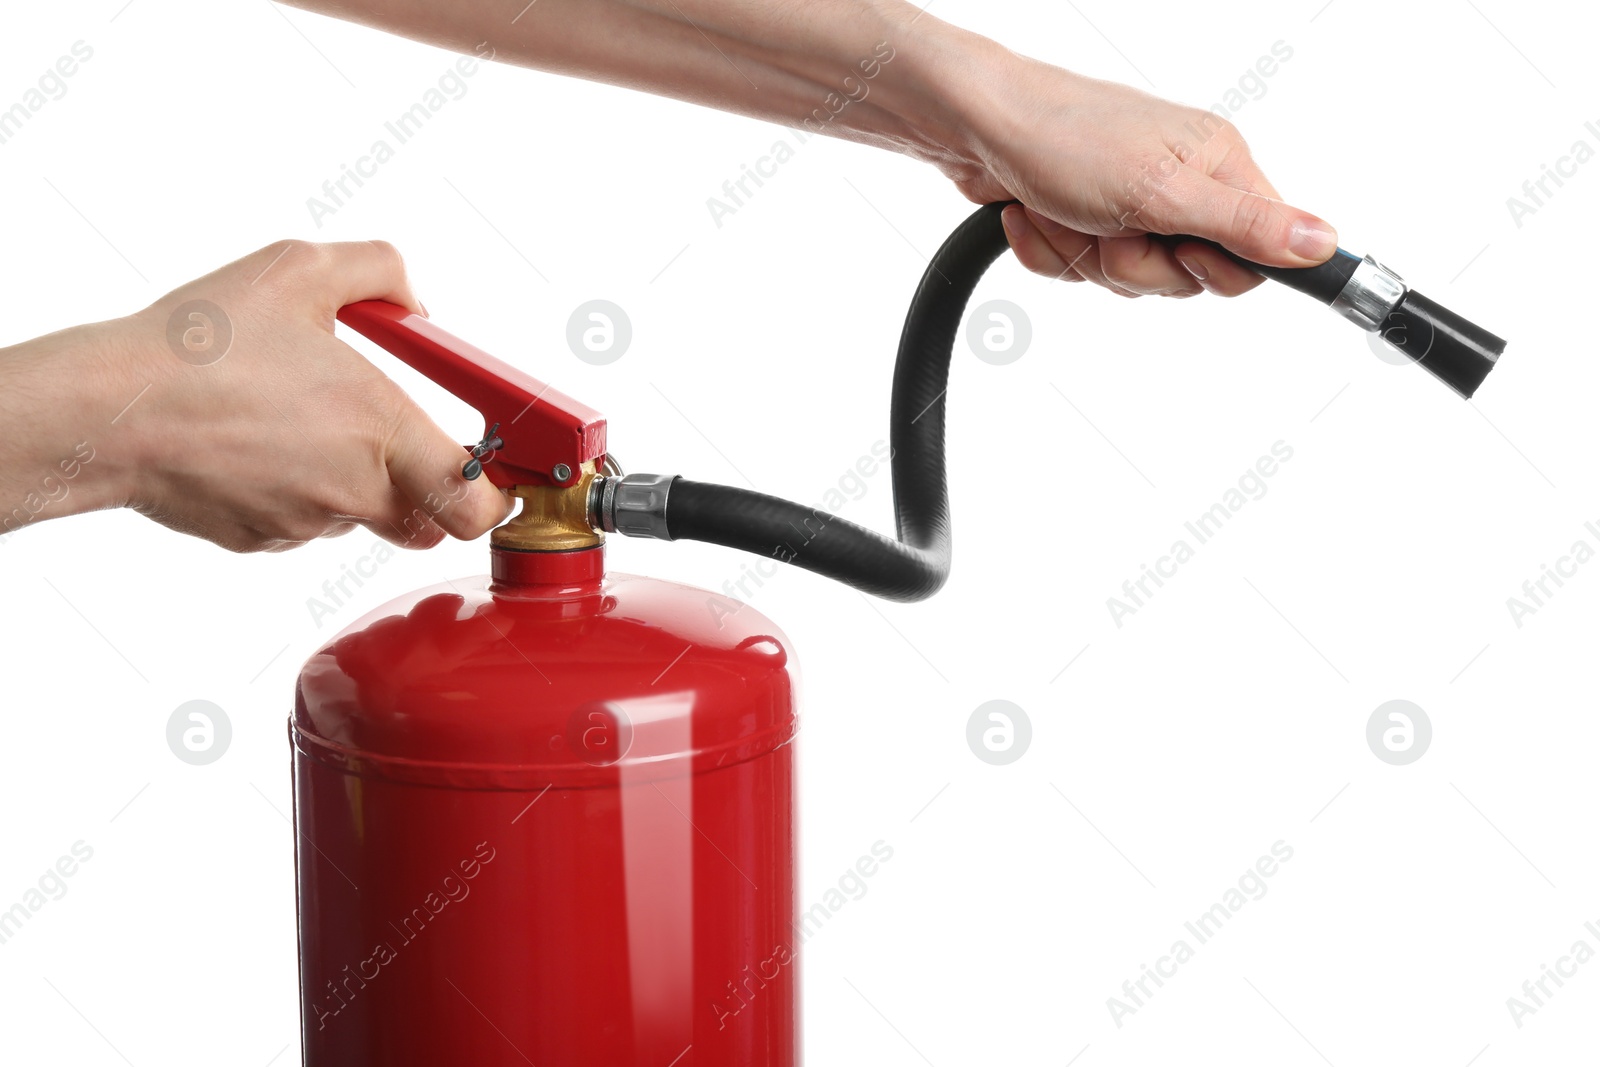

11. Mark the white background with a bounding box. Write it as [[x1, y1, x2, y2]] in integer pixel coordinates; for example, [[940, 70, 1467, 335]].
[[1, 1, 1596, 1063]]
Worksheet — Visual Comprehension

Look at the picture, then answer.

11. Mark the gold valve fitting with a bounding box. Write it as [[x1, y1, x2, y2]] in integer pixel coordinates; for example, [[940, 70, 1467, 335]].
[[491, 459, 603, 552]]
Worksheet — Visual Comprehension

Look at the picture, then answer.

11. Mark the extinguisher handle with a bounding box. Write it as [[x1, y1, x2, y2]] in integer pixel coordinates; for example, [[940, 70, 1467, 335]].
[[337, 300, 607, 489]]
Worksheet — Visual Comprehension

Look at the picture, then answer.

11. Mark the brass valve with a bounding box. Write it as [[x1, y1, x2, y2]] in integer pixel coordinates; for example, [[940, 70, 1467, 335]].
[[491, 459, 603, 552]]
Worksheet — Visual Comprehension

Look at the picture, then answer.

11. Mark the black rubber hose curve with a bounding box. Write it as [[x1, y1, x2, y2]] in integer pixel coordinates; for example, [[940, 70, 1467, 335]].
[[664, 200, 1014, 602]]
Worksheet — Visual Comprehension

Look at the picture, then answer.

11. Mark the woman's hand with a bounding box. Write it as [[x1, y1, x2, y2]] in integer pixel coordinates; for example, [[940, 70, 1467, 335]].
[[0, 240, 511, 552], [924, 35, 1339, 299]]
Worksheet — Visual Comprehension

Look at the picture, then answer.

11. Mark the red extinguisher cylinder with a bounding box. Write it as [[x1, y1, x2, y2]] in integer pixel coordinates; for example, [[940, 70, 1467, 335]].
[[292, 545, 799, 1065]]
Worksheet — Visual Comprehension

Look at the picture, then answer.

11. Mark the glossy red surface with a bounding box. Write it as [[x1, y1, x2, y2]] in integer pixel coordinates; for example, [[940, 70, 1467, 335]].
[[337, 300, 606, 488], [293, 546, 799, 1065]]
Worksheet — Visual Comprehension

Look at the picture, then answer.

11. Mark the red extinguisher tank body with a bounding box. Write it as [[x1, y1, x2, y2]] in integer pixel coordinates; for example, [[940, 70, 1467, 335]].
[[292, 545, 799, 1066]]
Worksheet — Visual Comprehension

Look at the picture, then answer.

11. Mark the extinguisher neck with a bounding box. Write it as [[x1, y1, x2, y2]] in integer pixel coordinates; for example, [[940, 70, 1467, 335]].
[[490, 544, 606, 596]]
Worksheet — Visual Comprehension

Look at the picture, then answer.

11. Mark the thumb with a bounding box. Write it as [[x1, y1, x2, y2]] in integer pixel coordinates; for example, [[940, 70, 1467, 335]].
[[1158, 170, 1339, 269], [384, 394, 513, 542]]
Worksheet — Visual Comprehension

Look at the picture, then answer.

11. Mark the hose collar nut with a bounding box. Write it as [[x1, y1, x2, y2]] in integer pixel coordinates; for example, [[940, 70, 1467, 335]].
[[592, 473, 676, 540], [1332, 255, 1407, 331]]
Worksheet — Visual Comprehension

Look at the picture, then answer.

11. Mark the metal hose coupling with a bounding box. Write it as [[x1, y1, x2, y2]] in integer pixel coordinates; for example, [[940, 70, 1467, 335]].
[[589, 473, 676, 541], [1331, 255, 1407, 330]]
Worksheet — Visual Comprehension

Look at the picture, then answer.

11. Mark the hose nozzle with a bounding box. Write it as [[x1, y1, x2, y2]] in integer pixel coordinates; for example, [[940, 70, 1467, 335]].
[[1327, 253, 1504, 398], [1375, 289, 1505, 399], [1166, 237, 1508, 399]]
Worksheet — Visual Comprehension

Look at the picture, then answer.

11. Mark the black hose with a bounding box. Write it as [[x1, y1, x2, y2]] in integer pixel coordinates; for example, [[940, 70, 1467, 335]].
[[657, 200, 1505, 599], [664, 201, 1014, 602]]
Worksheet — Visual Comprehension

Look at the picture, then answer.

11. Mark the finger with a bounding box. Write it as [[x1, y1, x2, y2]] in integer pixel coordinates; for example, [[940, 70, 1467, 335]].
[[1098, 235, 1204, 297], [1021, 208, 1108, 284], [1147, 168, 1338, 269], [321, 239, 425, 314], [384, 394, 513, 542], [261, 538, 310, 554], [1012, 208, 1144, 296], [1002, 205, 1085, 283], [375, 516, 446, 551], [1169, 241, 1265, 298], [1069, 240, 1143, 298], [355, 485, 450, 550], [332, 484, 447, 549]]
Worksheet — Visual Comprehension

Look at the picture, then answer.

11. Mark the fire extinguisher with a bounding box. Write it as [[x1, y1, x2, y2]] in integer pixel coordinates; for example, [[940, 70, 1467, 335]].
[[291, 202, 1505, 1065]]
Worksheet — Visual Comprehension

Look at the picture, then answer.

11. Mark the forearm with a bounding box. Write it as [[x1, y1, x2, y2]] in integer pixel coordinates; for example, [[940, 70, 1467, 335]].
[[288, 2, 1336, 302], [0, 322, 144, 537], [282, 0, 1010, 177]]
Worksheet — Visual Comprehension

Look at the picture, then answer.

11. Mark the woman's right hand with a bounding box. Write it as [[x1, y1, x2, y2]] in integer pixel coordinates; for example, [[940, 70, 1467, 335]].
[[909, 24, 1338, 299]]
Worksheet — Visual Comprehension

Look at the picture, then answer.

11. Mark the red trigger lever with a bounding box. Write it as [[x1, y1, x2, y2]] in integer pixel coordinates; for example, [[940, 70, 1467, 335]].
[[335, 301, 607, 490]]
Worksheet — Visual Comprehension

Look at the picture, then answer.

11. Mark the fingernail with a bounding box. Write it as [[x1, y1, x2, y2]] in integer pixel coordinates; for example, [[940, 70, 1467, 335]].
[[1024, 207, 1064, 236], [1177, 255, 1208, 282], [419, 301, 430, 318], [1001, 206, 1027, 238], [1289, 219, 1337, 261]]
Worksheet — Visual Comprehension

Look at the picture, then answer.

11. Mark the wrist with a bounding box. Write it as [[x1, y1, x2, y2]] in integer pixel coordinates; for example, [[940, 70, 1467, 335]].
[[866, 9, 1030, 184], [3, 318, 159, 523]]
